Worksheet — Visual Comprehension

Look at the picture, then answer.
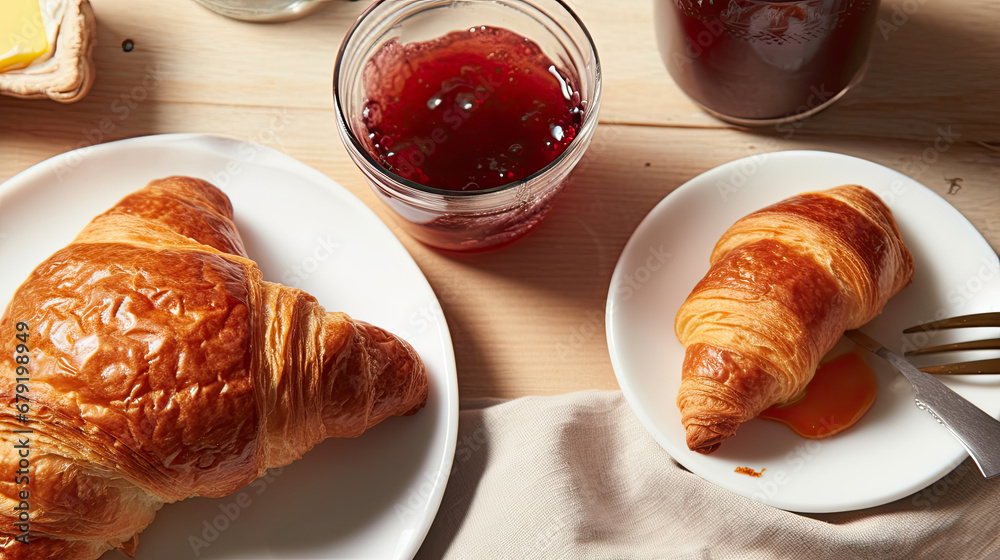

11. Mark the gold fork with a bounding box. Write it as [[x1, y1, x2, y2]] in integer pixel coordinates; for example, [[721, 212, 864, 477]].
[[847, 329, 1000, 478], [903, 312, 1000, 374]]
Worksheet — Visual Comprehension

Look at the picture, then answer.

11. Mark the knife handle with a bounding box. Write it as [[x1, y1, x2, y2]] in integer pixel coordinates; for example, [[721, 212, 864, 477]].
[[884, 350, 1000, 478]]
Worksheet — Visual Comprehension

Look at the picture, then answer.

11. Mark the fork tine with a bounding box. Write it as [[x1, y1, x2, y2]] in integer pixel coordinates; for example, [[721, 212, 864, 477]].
[[920, 358, 1000, 375], [905, 338, 1000, 355], [903, 312, 1000, 333]]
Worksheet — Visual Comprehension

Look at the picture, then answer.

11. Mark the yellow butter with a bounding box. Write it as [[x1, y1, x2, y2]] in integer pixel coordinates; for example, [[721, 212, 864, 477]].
[[1, 0, 50, 72]]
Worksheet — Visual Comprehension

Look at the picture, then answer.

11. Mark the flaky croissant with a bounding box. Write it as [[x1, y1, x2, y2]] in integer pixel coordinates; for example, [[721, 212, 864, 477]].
[[674, 184, 913, 454], [0, 177, 428, 559]]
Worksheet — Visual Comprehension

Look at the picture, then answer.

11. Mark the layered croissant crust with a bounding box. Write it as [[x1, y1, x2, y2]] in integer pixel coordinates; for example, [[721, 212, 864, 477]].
[[0, 177, 427, 558], [674, 185, 913, 454]]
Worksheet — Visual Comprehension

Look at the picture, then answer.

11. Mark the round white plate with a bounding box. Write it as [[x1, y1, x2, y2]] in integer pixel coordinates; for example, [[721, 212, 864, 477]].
[[0, 134, 458, 558], [606, 150, 1000, 513]]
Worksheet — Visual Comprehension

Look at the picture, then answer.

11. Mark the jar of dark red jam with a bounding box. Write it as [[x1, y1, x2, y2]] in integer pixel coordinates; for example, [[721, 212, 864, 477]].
[[334, 0, 602, 252], [655, 0, 881, 125]]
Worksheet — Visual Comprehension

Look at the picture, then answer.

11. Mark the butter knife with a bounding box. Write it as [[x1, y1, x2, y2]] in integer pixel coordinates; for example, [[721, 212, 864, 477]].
[[845, 330, 1000, 478]]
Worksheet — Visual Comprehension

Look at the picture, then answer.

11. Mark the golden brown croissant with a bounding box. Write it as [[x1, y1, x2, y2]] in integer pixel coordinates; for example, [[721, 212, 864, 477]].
[[674, 184, 913, 454], [0, 177, 428, 559]]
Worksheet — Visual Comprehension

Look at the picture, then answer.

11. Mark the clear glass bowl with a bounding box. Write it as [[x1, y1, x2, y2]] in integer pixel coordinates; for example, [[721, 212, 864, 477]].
[[333, 0, 602, 252], [191, 0, 329, 22]]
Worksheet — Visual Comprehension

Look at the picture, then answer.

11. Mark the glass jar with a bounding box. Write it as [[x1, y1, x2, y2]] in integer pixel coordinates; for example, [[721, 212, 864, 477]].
[[333, 0, 602, 252], [192, 0, 329, 22], [654, 0, 882, 126]]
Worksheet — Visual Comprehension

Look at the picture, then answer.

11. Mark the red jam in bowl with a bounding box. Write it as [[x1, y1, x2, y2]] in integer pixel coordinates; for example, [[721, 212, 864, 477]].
[[357, 26, 588, 251], [361, 26, 584, 191]]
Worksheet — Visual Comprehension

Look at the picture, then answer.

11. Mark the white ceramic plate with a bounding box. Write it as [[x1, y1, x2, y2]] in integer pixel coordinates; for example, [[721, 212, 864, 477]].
[[0, 134, 458, 558], [606, 150, 1000, 513]]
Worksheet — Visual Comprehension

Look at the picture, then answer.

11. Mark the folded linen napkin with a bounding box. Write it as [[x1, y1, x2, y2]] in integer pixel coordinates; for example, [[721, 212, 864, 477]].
[[417, 390, 1000, 559]]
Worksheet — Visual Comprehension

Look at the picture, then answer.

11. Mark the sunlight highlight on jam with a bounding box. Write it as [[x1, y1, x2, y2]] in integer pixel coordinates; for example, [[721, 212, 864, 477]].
[[759, 351, 877, 439]]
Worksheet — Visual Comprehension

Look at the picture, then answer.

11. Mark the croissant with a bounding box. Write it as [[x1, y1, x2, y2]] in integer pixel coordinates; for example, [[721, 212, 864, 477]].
[[674, 184, 913, 454], [0, 177, 428, 559]]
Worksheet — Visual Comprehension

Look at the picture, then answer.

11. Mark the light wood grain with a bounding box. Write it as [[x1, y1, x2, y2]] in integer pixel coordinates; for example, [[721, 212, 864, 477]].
[[1, 0, 997, 399]]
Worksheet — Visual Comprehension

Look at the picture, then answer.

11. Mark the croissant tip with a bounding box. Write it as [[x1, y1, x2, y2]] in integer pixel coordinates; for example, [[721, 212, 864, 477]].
[[685, 424, 730, 454], [691, 442, 721, 455], [402, 390, 429, 416]]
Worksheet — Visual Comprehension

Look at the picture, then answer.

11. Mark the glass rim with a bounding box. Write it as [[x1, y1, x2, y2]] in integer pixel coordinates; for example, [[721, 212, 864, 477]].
[[332, 0, 603, 199]]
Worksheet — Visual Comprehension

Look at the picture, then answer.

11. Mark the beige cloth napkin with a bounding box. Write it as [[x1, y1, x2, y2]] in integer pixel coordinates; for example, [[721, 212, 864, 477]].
[[417, 390, 1000, 559]]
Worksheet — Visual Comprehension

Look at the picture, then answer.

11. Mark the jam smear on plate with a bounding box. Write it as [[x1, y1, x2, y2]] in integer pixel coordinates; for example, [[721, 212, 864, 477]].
[[759, 350, 877, 439]]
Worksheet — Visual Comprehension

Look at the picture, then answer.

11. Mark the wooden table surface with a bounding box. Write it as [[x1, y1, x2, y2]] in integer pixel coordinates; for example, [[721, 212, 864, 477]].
[[2, 0, 998, 399]]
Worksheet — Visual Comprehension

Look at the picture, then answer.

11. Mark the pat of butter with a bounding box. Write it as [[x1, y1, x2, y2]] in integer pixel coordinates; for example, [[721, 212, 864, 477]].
[[1, 0, 51, 72]]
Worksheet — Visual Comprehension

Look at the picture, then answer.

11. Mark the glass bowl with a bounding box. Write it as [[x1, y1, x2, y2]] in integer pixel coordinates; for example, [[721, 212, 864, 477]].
[[334, 0, 602, 252]]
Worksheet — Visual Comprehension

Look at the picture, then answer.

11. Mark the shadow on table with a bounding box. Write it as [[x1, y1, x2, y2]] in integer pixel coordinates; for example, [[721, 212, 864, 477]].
[[414, 404, 493, 559], [785, 1, 1000, 144]]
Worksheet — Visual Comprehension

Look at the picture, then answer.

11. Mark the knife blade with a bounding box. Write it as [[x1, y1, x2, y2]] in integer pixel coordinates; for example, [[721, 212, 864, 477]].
[[845, 329, 1000, 478]]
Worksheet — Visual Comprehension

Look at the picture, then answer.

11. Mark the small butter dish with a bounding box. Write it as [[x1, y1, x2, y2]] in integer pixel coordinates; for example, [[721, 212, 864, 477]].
[[0, 0, 97, 103]]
